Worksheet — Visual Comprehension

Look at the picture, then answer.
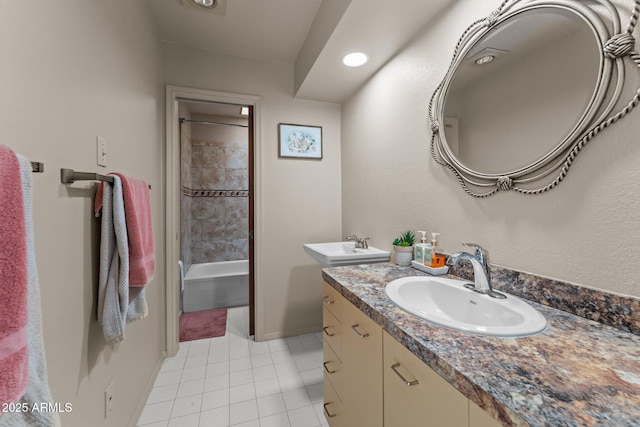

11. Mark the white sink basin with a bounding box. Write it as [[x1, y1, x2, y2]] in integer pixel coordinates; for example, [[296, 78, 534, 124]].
[[304, 242, 390, 267], [385, 276, 547, 337]]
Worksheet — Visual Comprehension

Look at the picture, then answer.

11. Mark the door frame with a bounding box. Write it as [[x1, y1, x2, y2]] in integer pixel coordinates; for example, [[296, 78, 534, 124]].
[[164, 85, 263, 356]]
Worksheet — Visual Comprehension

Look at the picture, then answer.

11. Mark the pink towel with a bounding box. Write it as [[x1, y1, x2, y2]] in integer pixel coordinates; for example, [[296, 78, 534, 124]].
[[95, 173, 154, 286], [0, 145, 29, 407]]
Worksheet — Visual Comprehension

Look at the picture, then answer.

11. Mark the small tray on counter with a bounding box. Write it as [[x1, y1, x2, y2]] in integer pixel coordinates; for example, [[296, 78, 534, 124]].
[[411, 260, 449, 275]]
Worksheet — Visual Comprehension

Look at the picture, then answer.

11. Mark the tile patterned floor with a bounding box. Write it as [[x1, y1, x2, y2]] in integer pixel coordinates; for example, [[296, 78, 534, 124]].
[[136, 306, 328, 427]]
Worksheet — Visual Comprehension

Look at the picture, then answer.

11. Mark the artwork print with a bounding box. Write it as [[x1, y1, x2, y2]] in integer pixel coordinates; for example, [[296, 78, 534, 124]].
[[278, 123, 322, 159]]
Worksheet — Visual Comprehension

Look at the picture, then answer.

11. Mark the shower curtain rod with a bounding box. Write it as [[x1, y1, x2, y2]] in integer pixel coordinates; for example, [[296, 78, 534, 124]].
[[179, 118, 249, 129]]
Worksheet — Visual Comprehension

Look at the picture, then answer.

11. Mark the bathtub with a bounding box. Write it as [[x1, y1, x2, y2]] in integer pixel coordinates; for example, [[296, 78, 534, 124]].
[[183, 260, 249, 312]]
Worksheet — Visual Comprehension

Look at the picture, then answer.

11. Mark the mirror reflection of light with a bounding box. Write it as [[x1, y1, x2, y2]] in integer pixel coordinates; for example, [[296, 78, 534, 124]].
[[475, 55, 495, 65], [342, 52, 369, 67], [194, 0, 216, 7]]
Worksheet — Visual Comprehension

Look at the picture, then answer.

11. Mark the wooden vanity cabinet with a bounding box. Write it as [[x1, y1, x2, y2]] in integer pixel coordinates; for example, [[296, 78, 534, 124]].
[[322, 281, 503, 427], [322, 281, 383, 427]]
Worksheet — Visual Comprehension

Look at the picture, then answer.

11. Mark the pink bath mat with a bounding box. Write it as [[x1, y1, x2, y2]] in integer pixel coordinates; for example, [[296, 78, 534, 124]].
[[179, 308, 227, 342]]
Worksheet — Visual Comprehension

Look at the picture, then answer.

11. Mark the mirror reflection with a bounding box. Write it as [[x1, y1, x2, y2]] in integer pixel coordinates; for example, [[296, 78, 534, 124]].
[[443, 8, 601, 174]]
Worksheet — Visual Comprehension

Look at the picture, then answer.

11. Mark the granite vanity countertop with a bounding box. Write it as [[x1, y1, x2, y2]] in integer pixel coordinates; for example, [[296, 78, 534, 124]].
[[322, 263, 640, 427]]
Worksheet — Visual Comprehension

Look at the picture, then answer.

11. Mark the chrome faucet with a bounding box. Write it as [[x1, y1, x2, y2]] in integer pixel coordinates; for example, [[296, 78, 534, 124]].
[[346, 234, 370, 249], [447, 243, 505, 299]]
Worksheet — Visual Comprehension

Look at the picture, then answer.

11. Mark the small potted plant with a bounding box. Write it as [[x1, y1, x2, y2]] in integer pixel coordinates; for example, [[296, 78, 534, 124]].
[[392, 230, 415, 266]]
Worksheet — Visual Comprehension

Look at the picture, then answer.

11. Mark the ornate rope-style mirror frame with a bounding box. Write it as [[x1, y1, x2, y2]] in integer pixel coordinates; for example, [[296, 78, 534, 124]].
[[429, 0, 640, 197]]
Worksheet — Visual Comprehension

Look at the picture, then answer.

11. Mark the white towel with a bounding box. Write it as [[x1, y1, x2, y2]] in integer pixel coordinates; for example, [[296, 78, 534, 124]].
[[0, 156, 61, 427], [96, 177, 147, 344]]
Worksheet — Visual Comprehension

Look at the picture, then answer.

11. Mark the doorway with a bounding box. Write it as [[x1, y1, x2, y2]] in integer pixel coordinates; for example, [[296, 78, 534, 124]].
[[178, 100, 252, 340], [165, 86, 262, 356]]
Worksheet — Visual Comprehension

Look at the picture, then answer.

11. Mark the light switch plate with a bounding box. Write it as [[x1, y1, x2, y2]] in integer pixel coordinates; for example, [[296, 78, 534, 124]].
[[97, 137, 108, 167]]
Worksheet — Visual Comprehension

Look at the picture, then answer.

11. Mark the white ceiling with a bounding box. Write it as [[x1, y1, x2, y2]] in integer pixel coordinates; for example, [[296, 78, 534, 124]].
[[143, 0, 454, 103]]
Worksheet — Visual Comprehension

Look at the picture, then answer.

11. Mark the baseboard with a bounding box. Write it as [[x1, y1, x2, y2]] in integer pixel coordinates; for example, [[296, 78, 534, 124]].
[[127, 353, 165, 427], [258, 325, 321, 342]]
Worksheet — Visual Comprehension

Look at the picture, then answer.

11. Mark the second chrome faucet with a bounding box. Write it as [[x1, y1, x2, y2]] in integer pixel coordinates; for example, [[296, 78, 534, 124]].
[[346, 234, 370, 249]]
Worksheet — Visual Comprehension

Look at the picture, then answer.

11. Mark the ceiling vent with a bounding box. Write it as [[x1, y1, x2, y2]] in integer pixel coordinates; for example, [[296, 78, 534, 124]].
[[180, 0, 226, 15]]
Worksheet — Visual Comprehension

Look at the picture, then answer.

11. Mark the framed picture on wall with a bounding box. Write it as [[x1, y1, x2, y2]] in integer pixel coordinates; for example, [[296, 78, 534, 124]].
[[278, 123, 323, 159]]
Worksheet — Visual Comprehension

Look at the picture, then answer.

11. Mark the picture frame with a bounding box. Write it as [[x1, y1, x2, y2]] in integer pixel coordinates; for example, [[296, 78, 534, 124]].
[[278, 123, 322, 159]]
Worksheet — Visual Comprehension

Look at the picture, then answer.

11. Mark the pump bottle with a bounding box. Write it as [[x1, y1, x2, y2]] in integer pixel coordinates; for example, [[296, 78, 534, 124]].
[[430, 232, 446, 268], [414, 231, 432, 265]]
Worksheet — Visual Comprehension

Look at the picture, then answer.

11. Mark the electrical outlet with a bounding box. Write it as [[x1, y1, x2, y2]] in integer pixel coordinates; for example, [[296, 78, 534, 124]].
[[97, 137, 108, 167], [105, 381, 114, 419]]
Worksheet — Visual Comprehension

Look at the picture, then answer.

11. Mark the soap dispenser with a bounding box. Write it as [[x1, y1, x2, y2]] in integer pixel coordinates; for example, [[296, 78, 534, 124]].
[[430, 232, 446, 268], [414, 231, 432, 265]]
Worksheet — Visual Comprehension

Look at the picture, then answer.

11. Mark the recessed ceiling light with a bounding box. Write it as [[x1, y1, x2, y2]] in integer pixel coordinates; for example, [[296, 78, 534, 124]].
[[342, 52, 369, 67], [240, 107, 249, 116]]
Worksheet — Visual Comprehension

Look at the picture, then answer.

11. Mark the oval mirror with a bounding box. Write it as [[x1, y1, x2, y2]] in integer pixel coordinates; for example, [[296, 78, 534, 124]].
[[430, 0, 639, 196]]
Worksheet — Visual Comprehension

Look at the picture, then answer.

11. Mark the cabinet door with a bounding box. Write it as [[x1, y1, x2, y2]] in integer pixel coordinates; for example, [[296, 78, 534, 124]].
[[383, 332, 468, 427], [342, 300, 383, 427], [469, 401, 503, 427]]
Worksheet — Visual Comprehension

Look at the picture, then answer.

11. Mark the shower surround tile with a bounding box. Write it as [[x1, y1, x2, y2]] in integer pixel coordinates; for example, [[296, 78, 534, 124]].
[[201, 167, 226, 189], [227, 147, 248, 169], [225, 170, 248, 190], [183, 135, 249, 263]]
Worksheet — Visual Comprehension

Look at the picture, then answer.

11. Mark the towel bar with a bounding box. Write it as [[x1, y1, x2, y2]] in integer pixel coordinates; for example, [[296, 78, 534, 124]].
[[61, 168, 113, 185], [60, 168, 151, 189]]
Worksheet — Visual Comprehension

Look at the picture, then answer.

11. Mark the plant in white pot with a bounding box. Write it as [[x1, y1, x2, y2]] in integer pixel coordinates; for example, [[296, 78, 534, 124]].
[[392, 230, 415, 266]]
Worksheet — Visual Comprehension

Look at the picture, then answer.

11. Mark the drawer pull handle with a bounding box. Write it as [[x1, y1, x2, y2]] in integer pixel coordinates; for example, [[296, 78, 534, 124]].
[[323, 402, 337, 418], [323, 361, 336, 374], [391, 363, 419, 386], [351, 324, 369, 338], [323, 326, 335, 337], [323, 296, 335, 305]]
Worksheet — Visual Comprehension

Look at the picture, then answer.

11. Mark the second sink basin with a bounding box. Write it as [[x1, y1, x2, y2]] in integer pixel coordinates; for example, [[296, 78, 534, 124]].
[[385, 276, 547, 337], [304, 241, 390, 267]]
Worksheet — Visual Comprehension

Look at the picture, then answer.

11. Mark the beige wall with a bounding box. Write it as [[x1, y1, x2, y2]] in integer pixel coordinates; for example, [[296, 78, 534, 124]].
[[0, 1, 164, 426], [341, 0, 640, 298], [163, 45, 343, 339]]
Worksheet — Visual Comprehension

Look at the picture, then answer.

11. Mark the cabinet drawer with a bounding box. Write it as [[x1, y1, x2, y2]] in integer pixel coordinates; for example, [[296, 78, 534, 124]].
[[323, 338, 343, 400], [323, 305, 342, 360], [322, 281, 344, 320], [383, 332, 468, 427], [323, 376, 344, 427]]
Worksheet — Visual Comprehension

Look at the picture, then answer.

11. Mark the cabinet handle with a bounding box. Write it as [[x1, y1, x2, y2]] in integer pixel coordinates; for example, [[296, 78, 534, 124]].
[[322, 296, 335, 305], [323, 361, 336, 374], [323, 402, 337, 418], [391, 363, 419, 386], [322, 326, 335, 337], [351, 324, 369, 338]]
